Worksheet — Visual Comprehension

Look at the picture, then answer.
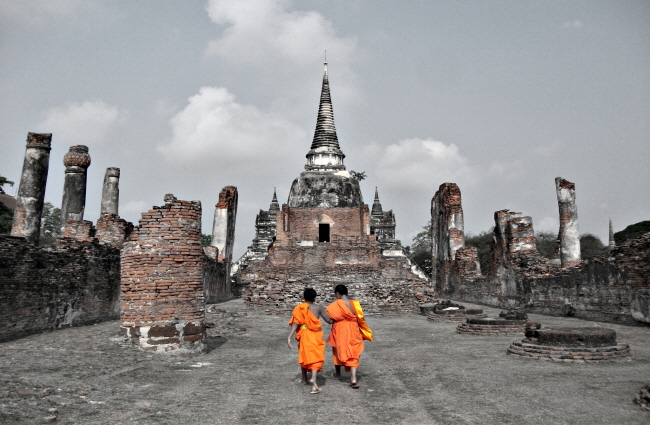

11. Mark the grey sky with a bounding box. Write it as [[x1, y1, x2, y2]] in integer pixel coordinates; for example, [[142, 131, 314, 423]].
[[1, 0, 648, 258]]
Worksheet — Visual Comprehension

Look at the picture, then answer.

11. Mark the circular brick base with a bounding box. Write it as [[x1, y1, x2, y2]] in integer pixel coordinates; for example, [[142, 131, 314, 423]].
[[428, 312, 486, 323], [507, 339, 632, 362], [456, 321, 527, 335]]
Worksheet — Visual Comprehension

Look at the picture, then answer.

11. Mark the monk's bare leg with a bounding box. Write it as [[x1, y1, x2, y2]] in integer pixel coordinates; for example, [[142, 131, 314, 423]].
[[301, 367, 309, 384], [350, 367, 359, 387], [310, 369, 320, 392], [332, 365, 342, 380]]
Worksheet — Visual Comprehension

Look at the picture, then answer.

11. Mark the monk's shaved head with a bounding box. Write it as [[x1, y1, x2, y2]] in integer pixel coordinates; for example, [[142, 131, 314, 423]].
[[334, 284, 348, 296], [304, 288, 317, 301]]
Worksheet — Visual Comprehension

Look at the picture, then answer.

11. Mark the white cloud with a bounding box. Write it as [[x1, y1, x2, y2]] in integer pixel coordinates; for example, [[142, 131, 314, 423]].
[[157, 86, 307, 163], [205, 0, 357, 68], [562, 20, 584, 29], [36, 100, 129, 147], [374, 138, 475, 191]]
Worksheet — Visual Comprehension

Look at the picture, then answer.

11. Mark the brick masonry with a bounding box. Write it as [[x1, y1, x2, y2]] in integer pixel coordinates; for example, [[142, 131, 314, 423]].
[[0, 234, 121, 342], [120, 195, 207, 353], [433, 181, 650, 325], [507, 340, 631, 362], [238, 206, 435, 315]]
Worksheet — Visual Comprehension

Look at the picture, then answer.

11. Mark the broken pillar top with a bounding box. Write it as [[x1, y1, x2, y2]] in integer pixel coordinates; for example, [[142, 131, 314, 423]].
[[26, 132, 52, 150]]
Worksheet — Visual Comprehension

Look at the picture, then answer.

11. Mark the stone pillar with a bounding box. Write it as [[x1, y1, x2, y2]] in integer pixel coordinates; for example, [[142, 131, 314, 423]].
[[120, 194, 206, 353], [11, 133, 52, 245], [60, 145, 91, 233], [431, 182, 465, 292], [609, 219, 616, 249], [210, 186, 238, 263], [555, 177, 580, 267], [100, 167, 120, 215]]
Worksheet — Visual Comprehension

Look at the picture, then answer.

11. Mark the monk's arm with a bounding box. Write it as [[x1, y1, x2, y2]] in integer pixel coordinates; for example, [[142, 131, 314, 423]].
[[287, 323, 299, 349], [319, 306, 333, 324]]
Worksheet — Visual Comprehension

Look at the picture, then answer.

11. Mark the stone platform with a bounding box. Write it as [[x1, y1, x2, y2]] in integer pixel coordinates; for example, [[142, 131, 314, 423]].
[[421, 300, 485, 323], [456, 318, 529, 335], [508, 327, 632, 362]]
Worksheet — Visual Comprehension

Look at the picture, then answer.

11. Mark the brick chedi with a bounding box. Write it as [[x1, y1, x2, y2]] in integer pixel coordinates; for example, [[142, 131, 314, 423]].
[[235, 62, 435, 314], [120, 194, 206, 353]]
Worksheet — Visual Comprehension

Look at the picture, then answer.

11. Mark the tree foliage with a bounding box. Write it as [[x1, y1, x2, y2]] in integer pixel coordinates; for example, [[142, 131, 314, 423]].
[[39, 202, 61, 245], [464, 230, 493, 274], [349, 170, 366, 182], [580, 233, 608, 259], [614, 220, 650, 245], [0, 175, 14, 194], [408, 221, 432, 276], [535, 231, 557, 259], [201, 234, 212, 247]]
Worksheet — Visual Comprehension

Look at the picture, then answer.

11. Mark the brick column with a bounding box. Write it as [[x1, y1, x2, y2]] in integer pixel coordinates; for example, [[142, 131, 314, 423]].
[[60, 145, 91, 234], [555, 177, 580, 267], [120, 194, 206, 353], [431, 183, 465, 291], [11, 132, 52, 245]]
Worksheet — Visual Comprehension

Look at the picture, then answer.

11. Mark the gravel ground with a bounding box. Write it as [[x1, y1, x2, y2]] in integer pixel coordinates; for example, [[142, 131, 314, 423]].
[[1, 298, 649, 424]]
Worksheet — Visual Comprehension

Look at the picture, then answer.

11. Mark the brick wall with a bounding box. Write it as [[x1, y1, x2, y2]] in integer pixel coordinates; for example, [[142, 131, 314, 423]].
[[95, 213, 132, 248], [238, 238, 436, 315], [0, 235, 121, 342], [277, 206, 370, 241], [120, 195, 206, 353], [202, 246, 231, 303]]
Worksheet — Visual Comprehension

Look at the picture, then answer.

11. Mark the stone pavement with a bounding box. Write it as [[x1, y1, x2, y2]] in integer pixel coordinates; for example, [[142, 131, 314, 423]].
[[1, 298, 649, 424]]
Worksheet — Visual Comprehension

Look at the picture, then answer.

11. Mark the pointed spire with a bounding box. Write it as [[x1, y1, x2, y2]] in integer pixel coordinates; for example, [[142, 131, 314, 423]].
[[371, 187, 383, 216], [609, 219, 615, 249], [310, 61, 341, 151], [269, 187, 280, 212]]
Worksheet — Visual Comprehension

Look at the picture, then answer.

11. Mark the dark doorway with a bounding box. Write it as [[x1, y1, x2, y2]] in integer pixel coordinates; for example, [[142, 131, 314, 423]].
[[319, 223, 330, 242]]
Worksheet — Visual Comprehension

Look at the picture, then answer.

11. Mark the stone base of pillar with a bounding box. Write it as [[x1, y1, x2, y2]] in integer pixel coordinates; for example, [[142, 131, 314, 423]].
[[120, 321, 207, 354]]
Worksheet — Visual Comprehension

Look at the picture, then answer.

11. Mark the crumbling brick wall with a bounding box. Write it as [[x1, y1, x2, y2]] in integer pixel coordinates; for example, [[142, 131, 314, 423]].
[[202, 246, 230, 303], [120, 195, 206, 353], [238, 236, 436, 315], [0, 234, 121, 342]]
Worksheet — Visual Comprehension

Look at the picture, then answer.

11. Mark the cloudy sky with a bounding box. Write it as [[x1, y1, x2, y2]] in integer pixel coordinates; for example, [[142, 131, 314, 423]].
[[1, 0, 648, 257]]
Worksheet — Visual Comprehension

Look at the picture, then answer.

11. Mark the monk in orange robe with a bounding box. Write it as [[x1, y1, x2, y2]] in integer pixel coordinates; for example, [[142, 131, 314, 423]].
[[326, 284, 371, 389], [288, 288, 332, 394]]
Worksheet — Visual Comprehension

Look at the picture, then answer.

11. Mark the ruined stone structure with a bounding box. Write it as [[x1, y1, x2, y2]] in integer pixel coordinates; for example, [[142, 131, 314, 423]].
[[430, 179, 650, 325], [101, 167, 120, 215], [60, 145, 91, 233], [556, 177, 581, 267], [204, 186, 238, 303], [120, 195, 207, 353], [235, 63, 434, 314], [11, 133, 52, 245]]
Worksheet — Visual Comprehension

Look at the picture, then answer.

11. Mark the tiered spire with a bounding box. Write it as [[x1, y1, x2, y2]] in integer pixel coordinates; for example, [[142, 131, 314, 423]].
[[305, 61, 345, 171], [269, 188, 280, 212], [371, 187, 383, 216]]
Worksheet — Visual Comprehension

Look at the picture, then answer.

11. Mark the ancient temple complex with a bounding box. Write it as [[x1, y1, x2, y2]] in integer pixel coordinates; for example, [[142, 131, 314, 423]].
[[234, 63, 435, 314]]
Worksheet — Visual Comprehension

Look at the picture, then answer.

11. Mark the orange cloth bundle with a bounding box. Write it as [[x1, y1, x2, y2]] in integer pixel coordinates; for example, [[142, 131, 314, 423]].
[[289, 303, 325, 371], [350, 299, 373, 341]]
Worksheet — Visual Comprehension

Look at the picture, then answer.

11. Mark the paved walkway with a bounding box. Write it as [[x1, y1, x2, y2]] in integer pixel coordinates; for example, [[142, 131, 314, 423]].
[[1, 299, 649, 424]]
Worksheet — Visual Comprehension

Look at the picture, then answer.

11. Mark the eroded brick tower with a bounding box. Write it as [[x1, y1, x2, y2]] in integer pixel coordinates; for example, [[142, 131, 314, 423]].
[[235, 62, 435, 314]]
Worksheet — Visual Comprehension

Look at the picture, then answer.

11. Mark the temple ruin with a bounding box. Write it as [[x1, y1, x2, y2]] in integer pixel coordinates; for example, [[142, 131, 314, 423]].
[[430, 179, 650, 325], [234, 62, 435, 314]]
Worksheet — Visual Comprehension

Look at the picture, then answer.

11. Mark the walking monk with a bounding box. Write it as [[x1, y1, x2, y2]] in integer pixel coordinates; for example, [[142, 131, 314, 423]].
[[326, 284, 372, 389], [287, 288, 332, 394]]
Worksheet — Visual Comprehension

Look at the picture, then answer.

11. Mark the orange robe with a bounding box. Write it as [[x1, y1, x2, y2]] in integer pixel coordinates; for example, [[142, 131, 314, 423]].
[[289, 302, 325, 371], [326, 299, 364, 369]]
